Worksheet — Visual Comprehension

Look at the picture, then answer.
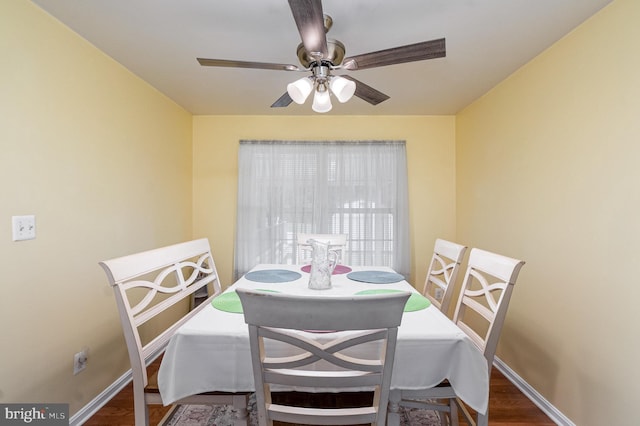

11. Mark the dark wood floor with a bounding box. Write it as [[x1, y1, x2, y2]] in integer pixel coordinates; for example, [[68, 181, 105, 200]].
[[83, 361, 555, 425]]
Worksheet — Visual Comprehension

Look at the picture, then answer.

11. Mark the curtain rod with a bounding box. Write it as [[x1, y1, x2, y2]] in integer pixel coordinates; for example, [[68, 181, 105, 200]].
[[239, 140, 405, 146]]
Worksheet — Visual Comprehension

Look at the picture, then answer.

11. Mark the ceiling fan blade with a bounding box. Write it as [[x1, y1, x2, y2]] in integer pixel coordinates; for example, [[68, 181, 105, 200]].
[[288, 0, 328, 60], [342, 38, 446, 71], [271, 92, 294, 108], [197, 58, 303, 72], [341, 75, 390, 105]]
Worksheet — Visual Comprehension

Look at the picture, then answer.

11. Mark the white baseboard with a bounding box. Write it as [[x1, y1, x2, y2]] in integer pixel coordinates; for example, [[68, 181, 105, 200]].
[[73, 355, 572, 426], [70, 348, 166, 425], [69, 369, 132, 426], [494, 357, 575, 426]]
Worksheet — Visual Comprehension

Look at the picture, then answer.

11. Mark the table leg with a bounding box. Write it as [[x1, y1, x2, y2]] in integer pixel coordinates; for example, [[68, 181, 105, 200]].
[[477, 411, 488, 426], [233, 394, 249, 426], [387, 389, 401, 426]]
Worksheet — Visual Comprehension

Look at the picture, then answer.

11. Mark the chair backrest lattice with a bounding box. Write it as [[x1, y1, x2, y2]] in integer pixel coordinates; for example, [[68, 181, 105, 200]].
[[237, 288, 409, 426], [422, 238, 468, 314], [452, 248, 525, 369], [99, 238, 222, 388]]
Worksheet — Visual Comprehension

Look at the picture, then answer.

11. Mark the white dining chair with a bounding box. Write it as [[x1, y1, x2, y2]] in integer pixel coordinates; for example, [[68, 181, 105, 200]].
[[422, 239, 467, 316], [237, 288, 410, 426], [99, 239, 249, 426], [296, 232, 348, 264], [397, 248, 525, 426]]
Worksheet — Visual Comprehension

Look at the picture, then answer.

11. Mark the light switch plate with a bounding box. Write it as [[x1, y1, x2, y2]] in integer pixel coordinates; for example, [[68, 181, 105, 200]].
[[12, 215, 36, 241]]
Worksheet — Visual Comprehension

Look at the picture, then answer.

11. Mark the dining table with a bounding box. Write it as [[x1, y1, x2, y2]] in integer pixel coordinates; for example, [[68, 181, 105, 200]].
[[157, 264, 489, 422]]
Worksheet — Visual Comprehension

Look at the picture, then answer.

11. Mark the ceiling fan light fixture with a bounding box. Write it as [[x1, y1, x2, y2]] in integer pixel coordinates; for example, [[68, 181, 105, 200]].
[[198, 3, 447, 111], [312, 86, 332, 113], [287, 77, 314, 104], [329, 76, 356, 103]]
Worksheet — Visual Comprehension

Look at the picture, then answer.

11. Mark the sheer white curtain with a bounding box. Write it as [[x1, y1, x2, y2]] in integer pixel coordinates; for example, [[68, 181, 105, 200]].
[[234, 141, 409, 279]]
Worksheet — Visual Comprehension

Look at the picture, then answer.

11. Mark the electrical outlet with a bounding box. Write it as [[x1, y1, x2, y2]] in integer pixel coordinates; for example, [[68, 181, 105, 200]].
[[73, 349, 88, 375], [12, 215, 36, 241]]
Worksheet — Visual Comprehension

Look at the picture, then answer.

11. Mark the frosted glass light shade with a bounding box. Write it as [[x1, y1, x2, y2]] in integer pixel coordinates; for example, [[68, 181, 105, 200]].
[[287, 77, 314, 104], [312, 89, 332, 113], [329, 76, 356, 103]]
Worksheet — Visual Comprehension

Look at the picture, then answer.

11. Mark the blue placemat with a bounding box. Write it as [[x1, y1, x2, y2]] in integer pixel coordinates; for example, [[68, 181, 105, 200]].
[[347, 270, 405, 284], [244, 269, 302, 283]]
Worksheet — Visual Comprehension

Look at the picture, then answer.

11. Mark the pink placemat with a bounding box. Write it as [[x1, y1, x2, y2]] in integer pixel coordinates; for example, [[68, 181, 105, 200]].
[[300, 264, 352, 275]]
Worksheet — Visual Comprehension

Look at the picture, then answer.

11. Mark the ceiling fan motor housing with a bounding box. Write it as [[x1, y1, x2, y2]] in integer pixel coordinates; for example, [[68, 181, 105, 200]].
[[296, 39, 346, 68]]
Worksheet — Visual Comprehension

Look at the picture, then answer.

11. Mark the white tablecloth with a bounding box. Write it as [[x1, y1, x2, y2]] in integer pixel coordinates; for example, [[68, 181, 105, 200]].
[[158, 264, 489, 414]]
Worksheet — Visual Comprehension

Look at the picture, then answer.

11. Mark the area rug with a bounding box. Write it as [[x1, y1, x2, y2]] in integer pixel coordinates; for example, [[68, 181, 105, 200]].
[[159, 394, 441, 426]]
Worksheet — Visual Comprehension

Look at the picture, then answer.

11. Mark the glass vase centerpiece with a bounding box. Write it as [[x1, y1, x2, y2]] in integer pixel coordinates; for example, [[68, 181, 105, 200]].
[[307, 239, 339, 290]]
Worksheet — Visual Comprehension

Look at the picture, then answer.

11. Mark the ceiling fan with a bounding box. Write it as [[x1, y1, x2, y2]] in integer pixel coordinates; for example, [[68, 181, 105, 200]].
[[197, 0, 446, 113]]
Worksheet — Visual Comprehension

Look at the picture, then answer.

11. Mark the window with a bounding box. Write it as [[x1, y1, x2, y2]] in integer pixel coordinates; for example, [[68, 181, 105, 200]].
[[234, 141, 409, 279]]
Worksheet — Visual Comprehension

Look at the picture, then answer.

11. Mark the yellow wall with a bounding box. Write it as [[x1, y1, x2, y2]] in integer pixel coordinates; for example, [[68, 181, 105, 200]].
[[456, 0, 639, 424], [7, 0, 636, 423], [1, 1, 193, 415], [192, 115, 457, 287]]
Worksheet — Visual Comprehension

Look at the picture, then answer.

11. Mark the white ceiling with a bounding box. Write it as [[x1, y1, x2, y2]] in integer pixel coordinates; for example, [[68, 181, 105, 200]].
[[32, 0, 611, 116]]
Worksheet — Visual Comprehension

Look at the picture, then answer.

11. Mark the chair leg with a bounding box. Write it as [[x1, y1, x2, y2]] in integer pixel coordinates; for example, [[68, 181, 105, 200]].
[[454, 397, 480, 426], [134, 391, 149, 426], [448, 398, 459, 426], [439, 410, 448, 426]]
